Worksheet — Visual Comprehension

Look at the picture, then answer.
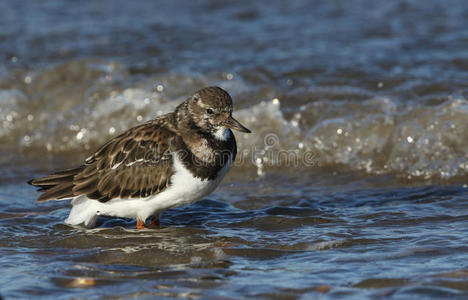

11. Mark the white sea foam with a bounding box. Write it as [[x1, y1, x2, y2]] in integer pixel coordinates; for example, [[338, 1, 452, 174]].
[[2, 61, 468, 180]]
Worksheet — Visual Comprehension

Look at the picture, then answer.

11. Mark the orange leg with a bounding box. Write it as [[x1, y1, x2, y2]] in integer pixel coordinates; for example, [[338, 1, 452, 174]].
[[136, 219, 146, 229]]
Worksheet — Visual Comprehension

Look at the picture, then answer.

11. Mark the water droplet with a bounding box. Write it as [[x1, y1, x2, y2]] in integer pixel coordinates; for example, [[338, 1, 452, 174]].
[[76, 128, 87, 140], [76, 131, 84, 140], [27, 114, 34, 121], [137, 115, 143, 122], [272, 98, 280, 105], [337, 128, 343, 135], [226, 73, 233, 80], [156, 85, 164, 92], [24, 76, 32, 84], [377, 82, 384, 88], [11, 56, 18, 63], [69, 124, 79, 131], [407, 136, 414, 143], [109, 127, 115, 134]]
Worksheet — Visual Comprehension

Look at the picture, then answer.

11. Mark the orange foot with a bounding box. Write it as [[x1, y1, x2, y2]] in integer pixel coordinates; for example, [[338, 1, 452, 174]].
[[136, 219, 146, 229], [149, 216, 160, 227]]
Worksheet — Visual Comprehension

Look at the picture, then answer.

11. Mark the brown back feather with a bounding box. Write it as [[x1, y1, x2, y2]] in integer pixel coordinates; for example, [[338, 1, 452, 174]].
[[29, 116, 176, 202]]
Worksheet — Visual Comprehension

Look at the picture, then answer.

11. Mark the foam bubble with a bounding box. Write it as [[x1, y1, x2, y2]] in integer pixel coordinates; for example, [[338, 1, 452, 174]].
[[1, 61, 468, 181]]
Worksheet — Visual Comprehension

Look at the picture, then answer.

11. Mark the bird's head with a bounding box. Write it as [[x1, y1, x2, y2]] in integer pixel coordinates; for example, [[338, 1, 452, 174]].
[[186, 86, 251, 139]]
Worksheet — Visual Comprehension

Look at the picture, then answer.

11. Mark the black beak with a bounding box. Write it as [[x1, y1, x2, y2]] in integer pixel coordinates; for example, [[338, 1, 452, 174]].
[[225, 116, 251, 133]]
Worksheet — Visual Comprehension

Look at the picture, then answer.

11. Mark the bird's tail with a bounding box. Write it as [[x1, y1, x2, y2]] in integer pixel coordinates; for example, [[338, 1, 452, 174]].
[[28, 166, 84, 202]]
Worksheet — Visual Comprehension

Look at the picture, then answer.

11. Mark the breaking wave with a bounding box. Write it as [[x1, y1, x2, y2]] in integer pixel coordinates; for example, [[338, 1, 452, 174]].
[[1, 60, 468, 181]]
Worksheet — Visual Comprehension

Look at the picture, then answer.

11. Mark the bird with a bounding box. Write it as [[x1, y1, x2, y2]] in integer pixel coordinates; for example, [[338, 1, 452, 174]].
[[29, 86, 251, 229]]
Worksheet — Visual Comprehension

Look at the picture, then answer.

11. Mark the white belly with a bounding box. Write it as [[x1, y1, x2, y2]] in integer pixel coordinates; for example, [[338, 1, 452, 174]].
[[65, 154, 232, 227], [144, 155, 231, 214]]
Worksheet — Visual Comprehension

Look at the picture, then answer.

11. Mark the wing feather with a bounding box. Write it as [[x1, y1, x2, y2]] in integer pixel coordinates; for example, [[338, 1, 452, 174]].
[[76, 121, 175, 202], [29, 118, 176, 202]]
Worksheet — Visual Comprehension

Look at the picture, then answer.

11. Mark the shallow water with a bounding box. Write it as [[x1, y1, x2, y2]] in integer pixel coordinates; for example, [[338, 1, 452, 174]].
[[1, 0, 468, 299]]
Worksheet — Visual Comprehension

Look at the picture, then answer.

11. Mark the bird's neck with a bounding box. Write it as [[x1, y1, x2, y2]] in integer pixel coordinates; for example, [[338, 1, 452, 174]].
[[174, 101, 197, 132]]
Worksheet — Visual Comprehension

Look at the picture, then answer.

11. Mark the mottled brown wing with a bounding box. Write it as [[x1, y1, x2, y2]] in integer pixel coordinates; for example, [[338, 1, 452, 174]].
[[30, 119, 175, 202], [73, 121, 175, 202]]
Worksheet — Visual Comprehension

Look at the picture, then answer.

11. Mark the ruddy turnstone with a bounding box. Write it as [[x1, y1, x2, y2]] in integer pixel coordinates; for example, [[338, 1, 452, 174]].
[[29, 86, 250, 229]]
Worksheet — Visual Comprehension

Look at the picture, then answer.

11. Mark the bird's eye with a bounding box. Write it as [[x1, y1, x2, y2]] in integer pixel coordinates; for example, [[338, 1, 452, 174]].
[[206, 108, 214, 115]]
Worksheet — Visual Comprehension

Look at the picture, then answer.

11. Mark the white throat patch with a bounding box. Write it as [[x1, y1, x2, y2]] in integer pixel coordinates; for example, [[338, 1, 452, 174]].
[[213, 127, 231, 141]]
